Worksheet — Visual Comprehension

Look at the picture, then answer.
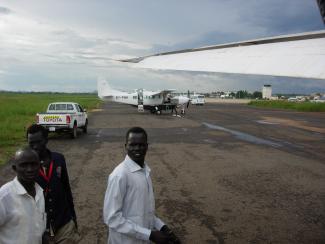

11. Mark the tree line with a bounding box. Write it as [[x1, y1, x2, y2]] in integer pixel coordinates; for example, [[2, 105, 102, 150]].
[[205, 91, 263, 99]]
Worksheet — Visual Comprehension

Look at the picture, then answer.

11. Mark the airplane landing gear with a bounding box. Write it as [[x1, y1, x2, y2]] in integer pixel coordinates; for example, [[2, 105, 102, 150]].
[[154, 106, 162, 115]]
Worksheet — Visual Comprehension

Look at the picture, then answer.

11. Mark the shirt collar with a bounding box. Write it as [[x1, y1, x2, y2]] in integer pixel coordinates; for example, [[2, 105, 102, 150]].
[[124, 155, 151, 174], [13, 177, 27, 195], [13, 177, 43, 201]]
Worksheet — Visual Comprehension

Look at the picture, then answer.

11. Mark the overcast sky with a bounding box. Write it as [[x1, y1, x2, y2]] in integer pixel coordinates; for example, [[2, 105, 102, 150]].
[[0, 0, 324, 94]]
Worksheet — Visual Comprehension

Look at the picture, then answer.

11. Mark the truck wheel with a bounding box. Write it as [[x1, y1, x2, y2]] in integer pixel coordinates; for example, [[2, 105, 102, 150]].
[[83, 119, 88, 133], [71, 123, 77, 139]]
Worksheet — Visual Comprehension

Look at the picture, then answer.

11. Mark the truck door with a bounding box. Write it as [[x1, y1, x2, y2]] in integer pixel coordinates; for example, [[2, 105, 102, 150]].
[[74, 104, 82, 126], [77, 104, 86, 126], [77, 105, 85, 125]]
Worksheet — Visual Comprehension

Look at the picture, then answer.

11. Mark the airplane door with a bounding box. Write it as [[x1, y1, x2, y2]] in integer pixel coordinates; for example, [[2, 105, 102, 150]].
[[137, 89, 144, 112]]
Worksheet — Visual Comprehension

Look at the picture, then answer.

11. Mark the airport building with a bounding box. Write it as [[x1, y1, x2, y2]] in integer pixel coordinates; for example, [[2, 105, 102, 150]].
[[262, 85, 272, 99]]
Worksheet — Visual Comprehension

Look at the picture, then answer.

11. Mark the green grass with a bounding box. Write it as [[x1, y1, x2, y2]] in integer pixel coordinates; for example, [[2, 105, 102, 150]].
[[248, 100, 325, 112], [0, 92, 102, 165]]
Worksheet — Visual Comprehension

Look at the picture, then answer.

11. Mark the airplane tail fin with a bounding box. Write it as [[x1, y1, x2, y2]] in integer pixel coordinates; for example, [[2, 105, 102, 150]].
[[97, 78, 114, 99]]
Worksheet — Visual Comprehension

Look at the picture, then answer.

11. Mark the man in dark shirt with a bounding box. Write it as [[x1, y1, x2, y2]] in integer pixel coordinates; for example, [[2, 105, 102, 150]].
[[27, 124, 79, 243]]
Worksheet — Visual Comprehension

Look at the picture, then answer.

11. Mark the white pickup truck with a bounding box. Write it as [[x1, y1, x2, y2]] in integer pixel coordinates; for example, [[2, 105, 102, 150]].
[[190, 95, 205, 105], [36, 102, 88, 138]]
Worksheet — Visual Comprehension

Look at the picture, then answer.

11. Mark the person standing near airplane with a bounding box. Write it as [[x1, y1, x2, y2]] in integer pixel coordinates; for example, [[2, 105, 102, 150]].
[[103, 127, 181, 244], [27, 124, 79, 243], [0, 147, 46, 244]]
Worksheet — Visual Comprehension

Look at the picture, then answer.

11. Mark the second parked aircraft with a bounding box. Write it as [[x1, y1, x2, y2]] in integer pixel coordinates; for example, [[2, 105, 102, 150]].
[[97, 79, 190, 114]]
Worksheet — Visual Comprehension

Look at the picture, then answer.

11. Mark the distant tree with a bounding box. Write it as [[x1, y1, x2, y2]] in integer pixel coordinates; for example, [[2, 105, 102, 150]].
[[253, 91, 262, 99], [230, 92, 236, 97], [236, 90, 250, 98]]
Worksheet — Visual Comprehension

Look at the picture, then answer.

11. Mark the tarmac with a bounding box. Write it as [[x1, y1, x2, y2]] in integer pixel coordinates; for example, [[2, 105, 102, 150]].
[[1, 101, 325, 243]]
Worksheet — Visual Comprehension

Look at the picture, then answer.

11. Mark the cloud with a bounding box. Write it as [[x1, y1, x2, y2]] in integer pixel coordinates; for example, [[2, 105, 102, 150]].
[[149, 1, 324, 53], [0, 70, 8, 76], [0, 6, 11, 15], [0, 8, 153, 75], [0, 1, 323, 93]]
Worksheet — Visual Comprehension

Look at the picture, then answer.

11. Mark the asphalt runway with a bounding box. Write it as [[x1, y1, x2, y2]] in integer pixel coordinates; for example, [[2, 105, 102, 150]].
[[1, 101, 325, 243]]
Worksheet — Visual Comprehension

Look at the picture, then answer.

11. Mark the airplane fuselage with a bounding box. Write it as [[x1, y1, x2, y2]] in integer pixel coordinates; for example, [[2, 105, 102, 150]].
[[101, 91, 166, 106]]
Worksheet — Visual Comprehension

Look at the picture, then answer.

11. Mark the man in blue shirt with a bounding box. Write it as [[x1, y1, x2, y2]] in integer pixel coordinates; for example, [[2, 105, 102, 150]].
[[27, 124, 79, 243]]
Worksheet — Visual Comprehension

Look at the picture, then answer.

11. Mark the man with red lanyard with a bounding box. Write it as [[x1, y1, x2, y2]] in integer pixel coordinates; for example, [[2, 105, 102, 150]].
[[27, 124, 79, 243]]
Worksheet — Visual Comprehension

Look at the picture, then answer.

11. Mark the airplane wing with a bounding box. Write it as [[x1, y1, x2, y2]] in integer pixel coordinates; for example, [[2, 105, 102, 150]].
[[148, 89, 176, 96], [120, 31, 325, 80]]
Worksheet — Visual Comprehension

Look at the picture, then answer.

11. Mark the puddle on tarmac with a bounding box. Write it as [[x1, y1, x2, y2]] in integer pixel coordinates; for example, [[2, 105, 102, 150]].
[[203, 139, 217, 144], [256, 120, 279, 125], [203, 122, 282, 148]]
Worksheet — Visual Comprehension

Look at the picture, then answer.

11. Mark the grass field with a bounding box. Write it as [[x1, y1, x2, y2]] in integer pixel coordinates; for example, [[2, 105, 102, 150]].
[[0, 92, 101, 165], [248, 100, 325, 112]]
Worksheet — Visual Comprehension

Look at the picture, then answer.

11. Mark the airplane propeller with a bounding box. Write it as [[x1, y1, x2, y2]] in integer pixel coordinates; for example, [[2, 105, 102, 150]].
[[186, 90, 191, 108]]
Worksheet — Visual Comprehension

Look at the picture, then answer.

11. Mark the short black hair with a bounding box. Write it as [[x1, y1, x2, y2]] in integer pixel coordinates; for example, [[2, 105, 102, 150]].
[[125, 127, 148, 142], [27, 124, 48, 138], [13, 146, 39, 165]]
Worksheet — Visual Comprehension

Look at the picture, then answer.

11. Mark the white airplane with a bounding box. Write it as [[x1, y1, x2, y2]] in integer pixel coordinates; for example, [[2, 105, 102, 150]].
[[119, 30, 325, 80], [97, 79, 190, 114]]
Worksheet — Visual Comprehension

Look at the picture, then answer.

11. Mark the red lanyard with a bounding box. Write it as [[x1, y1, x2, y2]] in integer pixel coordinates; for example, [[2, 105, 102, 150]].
[[39, 161, 54, 185]]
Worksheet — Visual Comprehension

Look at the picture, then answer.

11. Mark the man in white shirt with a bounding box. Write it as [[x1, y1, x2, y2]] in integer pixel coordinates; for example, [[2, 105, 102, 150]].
[[0, 147, 46, 244], [103, 127, 180, 244]]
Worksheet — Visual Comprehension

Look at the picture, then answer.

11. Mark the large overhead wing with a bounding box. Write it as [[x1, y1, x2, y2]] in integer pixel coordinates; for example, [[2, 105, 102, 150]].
[[120, 31, 325, 80], [149, 89, 176, 96]]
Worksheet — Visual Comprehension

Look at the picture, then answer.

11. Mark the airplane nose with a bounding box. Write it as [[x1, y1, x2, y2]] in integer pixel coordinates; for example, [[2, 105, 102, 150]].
[[179, 97, 189, 104], [171, 96, 189, 105]]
